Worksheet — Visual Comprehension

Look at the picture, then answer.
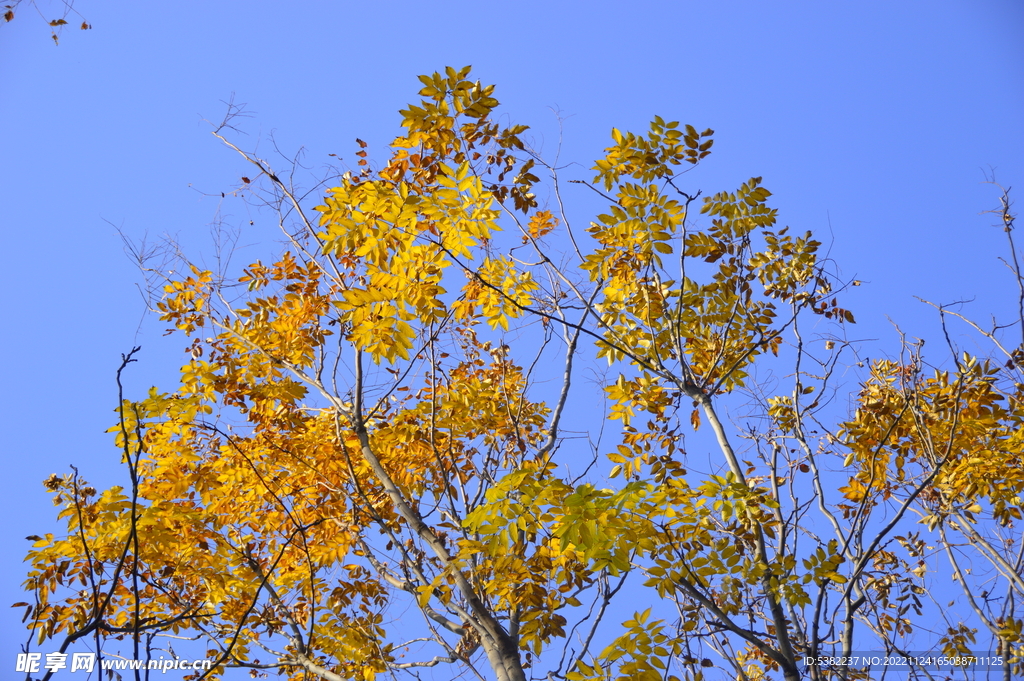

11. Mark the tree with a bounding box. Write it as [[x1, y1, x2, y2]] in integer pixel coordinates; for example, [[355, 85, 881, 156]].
[[18, 67, 1024, 681]]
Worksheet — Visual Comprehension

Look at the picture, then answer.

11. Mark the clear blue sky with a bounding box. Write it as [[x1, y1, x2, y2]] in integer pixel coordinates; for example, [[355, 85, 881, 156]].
[[2, 0, 1022, 675]]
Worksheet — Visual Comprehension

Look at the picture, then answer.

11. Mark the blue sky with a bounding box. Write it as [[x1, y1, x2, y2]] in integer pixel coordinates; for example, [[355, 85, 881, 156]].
[[2, 0, 1023, 675]]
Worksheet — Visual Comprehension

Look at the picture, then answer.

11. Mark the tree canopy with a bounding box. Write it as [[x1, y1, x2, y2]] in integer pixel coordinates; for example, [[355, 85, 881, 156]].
[[18, 67, 1024, 681]]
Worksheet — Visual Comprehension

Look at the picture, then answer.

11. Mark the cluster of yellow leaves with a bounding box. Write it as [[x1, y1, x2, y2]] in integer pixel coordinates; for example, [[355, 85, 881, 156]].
[[585, 150, 846, 401], [839, 355, 1024, 526], [594, 118, 713, 191], [25, 346, 552, 677], [458, 255, 540, 330], [385, 65, 535, 211], [567, 609, 683, 681]]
